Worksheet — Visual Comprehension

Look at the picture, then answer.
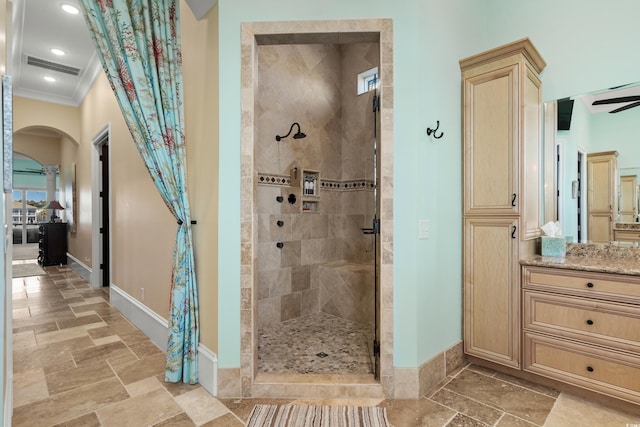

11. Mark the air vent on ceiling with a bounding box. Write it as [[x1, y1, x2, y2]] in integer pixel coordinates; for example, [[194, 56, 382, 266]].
[[25, 55, 82, 76]]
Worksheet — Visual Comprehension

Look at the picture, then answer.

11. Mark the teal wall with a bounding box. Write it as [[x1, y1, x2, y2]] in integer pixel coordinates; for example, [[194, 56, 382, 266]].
[[217, 0, 640, 369], [591, 107, 640, 170], [13, 158, 46, 189]]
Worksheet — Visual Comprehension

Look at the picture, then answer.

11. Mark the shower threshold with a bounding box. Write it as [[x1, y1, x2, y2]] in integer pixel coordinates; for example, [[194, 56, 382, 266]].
[[252, 372, 383, 399]]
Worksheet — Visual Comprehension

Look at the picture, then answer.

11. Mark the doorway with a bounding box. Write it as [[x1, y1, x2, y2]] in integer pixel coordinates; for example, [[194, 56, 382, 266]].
[[91, 127, 111, 287], [239, 19, 394, 398]]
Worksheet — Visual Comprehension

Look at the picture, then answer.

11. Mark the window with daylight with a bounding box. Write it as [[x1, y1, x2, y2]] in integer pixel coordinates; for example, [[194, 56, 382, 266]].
[[357, 67, 379, 95]]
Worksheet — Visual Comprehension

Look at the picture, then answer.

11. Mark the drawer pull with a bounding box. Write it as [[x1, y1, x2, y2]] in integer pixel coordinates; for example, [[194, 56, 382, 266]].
[[586, 366, 594, 372], [586, 282, 594, 288], [586, 319, 594, 325]]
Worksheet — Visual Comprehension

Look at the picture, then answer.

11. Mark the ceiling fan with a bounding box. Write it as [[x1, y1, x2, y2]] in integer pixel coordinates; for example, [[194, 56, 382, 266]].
[[591, 85, 640, 113], [14, 168, 44, 175]]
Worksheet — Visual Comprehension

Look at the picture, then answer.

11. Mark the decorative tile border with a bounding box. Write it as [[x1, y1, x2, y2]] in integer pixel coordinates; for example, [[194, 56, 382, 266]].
[[257, 172, 374, 192], [257, 173, 290, 186]]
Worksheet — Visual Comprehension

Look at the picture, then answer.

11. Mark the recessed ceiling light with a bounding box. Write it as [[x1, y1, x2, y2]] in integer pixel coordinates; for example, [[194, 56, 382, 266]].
[[50, 48, 66, 56], [61, 3, 80, 15], [43, 76, 56, 83]]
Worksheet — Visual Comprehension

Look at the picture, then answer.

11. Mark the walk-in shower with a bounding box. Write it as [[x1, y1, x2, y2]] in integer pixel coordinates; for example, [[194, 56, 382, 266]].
[[254, 40, 381, 377]]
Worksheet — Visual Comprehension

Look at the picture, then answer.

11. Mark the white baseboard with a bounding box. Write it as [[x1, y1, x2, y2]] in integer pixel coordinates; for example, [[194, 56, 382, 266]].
[[197, 343, 218, 396], [109, 285, 217, 396], [66, 253, 93, 285]]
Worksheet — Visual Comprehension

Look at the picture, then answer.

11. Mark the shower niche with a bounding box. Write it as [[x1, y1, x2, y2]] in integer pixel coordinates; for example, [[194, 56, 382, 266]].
[[301, 169, 319, 212]]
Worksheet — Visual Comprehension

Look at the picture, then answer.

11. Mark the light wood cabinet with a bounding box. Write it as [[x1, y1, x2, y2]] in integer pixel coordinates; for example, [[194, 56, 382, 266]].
[[587, 151, 618, 242], [614, 229, 640, 242], [619, 175, 638, 223], [523, 266, 640, 405], [464, 217, 520, 367], [460, 38, 545, 368]]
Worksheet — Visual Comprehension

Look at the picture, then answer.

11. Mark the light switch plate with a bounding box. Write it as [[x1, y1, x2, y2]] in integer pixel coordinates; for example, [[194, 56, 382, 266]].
[[418, 219, 429, 239]]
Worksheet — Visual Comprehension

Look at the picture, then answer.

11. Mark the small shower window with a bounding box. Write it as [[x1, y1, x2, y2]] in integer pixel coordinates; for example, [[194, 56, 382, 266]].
[[357, 67, 379, 95]]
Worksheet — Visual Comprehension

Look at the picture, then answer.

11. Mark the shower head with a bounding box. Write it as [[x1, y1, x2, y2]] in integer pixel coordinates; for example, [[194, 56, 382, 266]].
[[276, 122, 306, 141]]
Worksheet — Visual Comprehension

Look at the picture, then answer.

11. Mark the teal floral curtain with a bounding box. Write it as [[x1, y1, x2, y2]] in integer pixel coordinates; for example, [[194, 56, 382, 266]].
[[79, 0, 199, 383]]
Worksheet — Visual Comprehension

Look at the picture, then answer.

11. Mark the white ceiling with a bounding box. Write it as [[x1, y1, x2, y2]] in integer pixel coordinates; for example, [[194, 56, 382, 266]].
[[10, 0, 101, 106], [9, 0, 217, 107]]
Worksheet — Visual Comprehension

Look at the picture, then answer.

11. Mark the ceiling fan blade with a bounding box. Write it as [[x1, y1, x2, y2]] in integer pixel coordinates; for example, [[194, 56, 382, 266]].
[[609, 101, 640, 114], [593, 95, 640, 105]]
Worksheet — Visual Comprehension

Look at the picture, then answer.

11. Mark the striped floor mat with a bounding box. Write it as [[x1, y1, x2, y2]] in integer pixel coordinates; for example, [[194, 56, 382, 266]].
[[246, 404, 389, 427]]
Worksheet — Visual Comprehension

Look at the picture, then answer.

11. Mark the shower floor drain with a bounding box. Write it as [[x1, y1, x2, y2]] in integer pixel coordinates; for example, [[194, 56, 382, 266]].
[[316, 352, 328, 358]]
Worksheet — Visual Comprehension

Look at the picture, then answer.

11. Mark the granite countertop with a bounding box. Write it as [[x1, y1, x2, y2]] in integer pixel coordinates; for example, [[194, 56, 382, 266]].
[[521, 242, 640, 276]]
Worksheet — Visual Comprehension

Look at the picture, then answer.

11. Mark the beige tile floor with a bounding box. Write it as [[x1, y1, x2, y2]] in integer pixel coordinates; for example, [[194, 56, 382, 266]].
[[10, 253, 640, 426]]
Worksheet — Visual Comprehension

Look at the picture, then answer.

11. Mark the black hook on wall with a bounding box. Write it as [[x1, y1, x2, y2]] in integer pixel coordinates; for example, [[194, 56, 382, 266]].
[[426, 120, 444, 139]]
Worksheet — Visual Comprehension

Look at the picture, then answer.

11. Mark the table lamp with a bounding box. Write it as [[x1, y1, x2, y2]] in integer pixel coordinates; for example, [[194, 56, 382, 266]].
[[45, 200, 65, 223]]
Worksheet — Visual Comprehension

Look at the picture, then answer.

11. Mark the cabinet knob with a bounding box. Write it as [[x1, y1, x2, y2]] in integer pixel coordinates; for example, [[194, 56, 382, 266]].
[[586, 366, 594, 372], [586, 282, 594, 288], [276, 242, 284, 249], [586, 319, 594, 325], [276, 196, 284, 203], [276, 220, 284, 227]]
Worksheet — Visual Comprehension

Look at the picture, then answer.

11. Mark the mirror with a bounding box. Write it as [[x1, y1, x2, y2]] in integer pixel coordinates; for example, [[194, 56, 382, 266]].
[[545, 82, 640, 243]]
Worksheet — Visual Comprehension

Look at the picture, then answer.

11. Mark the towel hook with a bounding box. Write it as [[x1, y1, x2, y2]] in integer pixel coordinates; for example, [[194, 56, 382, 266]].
[[426, 120, 444, 139]]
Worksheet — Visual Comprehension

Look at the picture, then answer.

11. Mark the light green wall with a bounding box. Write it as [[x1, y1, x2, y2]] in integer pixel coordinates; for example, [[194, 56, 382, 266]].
[[13, 158, 46, 189], [217, 0, 640, 369], [591, 107, 640, 170], [481, 0, 638, 101]]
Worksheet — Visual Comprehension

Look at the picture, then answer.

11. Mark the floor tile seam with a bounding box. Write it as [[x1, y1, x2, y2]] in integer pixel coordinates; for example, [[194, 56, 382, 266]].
[[21, 376, 119, 414], [493, 410, 546, 427], [430, 387, 507, 423], [436, 385, 549, 427], [441, 410, 466, 427], [105, 357, 133, 390], [465, 367, 559, 401], [487, 375, 560, 401], [423, 367, 464, 400], [205, 410, 245, 426], [424, 391, 501, 427]]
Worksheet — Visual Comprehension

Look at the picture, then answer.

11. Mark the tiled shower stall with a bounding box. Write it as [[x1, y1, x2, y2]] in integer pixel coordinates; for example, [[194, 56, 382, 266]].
[[255, 41, 380, 373]]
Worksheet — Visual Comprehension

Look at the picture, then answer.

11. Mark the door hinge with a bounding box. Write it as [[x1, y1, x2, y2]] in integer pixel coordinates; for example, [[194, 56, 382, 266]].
[[373, 340, 380, 358], [100, 227, 104, 234], [361, 218, 380, 235], [100, 263, 104, 270]]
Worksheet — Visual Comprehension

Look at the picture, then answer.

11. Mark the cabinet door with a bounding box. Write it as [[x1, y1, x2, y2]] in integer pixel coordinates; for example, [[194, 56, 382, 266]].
[[464, 217, 520, 367], [619, 175, 637, 223], [587, 151, 618, 242], [463, 63, 519, 216]]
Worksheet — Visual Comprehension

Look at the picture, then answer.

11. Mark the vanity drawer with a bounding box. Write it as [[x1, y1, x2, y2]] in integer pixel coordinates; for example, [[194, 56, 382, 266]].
[[523, 266, 640, 304], [614, 230, 640, 242], [523, 291, 640, 353], [524, 332, 640, 404]]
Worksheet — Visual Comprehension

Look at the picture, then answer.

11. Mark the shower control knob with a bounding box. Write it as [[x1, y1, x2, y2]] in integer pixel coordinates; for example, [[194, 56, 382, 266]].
[[276, 242, 284, 249], [276, 196, 284, 203], [276, 220, 284, 227]]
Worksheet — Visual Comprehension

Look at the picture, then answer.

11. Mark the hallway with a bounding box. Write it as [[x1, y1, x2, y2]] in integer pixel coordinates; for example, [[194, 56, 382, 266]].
[[9, 249, 640, 426]]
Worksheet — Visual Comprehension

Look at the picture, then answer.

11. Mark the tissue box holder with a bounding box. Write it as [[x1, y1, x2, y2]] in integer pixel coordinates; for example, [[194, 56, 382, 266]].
[[541, 236, 566, 257]]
